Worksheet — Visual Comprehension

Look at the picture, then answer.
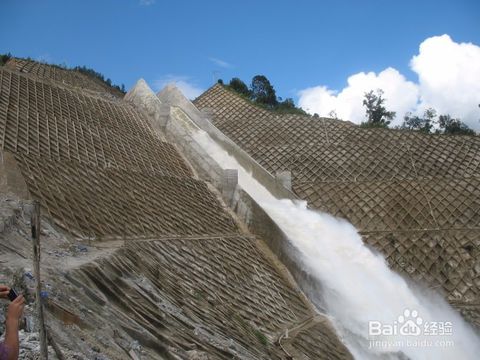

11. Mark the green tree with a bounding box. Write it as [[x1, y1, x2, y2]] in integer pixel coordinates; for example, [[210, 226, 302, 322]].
[[275, 97, 307, 114], [328, 110, 339, 120], [276, 97, 295, 110], [73, 65, 125, 93], [228, 77, 250, 97], [250, 75, 278, 108], [437, 114, 475, 135], [401, 108, 436, 133], [0, 53, 12, 66], [361, 89, 396, 128], [223, 75, 306, 115]]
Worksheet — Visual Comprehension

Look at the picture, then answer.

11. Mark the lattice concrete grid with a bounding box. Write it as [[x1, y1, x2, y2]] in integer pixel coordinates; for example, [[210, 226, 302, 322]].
[[5, 58, 124, 98], [194, 83, 480, 326], [0, 67, 236, 239], [16, 154, 238, 239], [0, 59, 357, 358], [67, 236, 352, 359], [0, 69, 191, 176]]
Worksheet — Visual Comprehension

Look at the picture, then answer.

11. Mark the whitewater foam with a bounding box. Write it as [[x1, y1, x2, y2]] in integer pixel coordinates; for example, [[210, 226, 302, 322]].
[[193, 130, 480, 359]]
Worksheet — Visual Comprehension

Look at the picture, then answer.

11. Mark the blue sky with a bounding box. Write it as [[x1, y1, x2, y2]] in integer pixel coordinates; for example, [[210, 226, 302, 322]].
[[1, 0, 479, 127]]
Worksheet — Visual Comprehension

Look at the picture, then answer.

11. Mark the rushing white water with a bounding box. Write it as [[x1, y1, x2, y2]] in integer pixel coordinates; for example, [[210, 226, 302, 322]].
[[193, 131, 480, 360]]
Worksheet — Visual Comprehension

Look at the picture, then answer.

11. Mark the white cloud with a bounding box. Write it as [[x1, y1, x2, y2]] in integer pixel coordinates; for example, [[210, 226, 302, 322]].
[[298, 35, 480, 130], [139, 0, 155, 6], [153, 75, 204, 100], [209, 57, 233, 68], [411, 35, 480, 129], [298, 68, 418, 127]]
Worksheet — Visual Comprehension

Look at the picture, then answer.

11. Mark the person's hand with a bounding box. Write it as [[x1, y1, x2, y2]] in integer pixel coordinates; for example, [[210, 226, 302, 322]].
[[0, 285, 10, 299], [4, 295, 23, 360], [6, 295, 25, 324]]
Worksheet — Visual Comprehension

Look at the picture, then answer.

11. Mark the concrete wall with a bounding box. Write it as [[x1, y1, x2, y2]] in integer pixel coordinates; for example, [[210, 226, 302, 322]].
[[152, 84, 326, 310], [166, 106, 225, 190], [125, 80, 226, 189], [157, 85, 297, 201], [124, 79, 168, 141], [231, 186, 323, 301], [126, 80, 325, 311]]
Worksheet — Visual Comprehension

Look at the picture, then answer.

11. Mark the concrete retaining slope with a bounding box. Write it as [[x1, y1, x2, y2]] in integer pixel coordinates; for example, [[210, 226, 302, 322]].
[[126, 80, 328, 313], [157, 84, 297, 200], [0, 61, 353, 358], [124, 79, 169, 140]]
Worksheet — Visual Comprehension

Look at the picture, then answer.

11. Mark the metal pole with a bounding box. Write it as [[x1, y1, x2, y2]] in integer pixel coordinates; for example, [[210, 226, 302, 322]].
[[31, 200, 48, 359]]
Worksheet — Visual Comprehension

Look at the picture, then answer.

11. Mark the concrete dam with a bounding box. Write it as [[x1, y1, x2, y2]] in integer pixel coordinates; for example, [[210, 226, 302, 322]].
[[0, 58, 479, 359]]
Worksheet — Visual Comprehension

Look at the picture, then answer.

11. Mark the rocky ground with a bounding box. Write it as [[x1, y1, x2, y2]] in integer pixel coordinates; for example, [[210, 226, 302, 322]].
[[0, 195, 127, 359]]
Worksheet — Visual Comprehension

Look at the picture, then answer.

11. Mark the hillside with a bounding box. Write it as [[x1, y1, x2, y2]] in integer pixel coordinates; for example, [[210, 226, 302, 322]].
[[0, 60, 352, 358], [194, 84, 480, 327]]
